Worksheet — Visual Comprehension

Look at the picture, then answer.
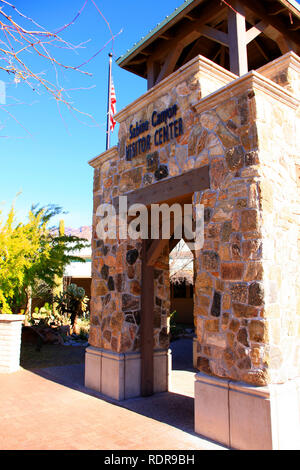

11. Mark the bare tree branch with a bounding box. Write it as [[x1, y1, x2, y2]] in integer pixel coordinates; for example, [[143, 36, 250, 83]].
[[0, 0, 121, 129]]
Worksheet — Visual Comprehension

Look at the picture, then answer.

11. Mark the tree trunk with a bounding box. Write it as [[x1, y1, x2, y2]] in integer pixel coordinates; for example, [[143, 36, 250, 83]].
[[24, 286, 32, 326], [70, 311, 80, 335]]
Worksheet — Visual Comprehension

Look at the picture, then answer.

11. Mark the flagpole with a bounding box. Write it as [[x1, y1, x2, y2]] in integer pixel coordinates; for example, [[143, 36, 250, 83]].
[[106, 52, 113, 151]]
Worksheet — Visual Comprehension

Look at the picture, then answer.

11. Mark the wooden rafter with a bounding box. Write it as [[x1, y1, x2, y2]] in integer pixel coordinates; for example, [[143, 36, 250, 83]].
[[263, 23, 297, 53], [128, 57, 147, 66], [220, 45, 226, 67], [147, 59, 160, 90], [242, 0, 300, 45], [268, 4, 288, 16], [155, 44, 183, 85], [146, 2, 227, 87], [184, 38, 203, 63], [253, 38, 269, 61], [159, 33, 173, 40], [119, 0, 300, 83], [289, 22, 300, 32], [185, 14, 197, 22], [246, 20, 268, 44], [219, 20, 227, 67], [228, 0, 248, 75], [276, 34, 296, 53], [199, 25, 229, 47]]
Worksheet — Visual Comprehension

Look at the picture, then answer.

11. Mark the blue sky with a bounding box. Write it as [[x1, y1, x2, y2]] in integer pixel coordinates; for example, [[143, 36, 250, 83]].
[[1, 0, 299, 228], [0, 0, 183, 227]]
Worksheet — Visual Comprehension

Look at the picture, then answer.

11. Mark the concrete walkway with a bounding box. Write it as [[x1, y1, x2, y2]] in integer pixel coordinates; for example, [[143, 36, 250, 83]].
[[0, 339, 227, 450]]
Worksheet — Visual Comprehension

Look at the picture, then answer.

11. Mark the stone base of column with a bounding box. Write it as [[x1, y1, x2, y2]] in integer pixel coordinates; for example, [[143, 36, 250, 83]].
[[85, 347, 171, 400], [194, 372, 300, 450]]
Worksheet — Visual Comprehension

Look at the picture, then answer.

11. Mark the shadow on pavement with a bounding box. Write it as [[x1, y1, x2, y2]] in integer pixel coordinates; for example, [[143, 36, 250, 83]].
[[31, 338, 199, 436]]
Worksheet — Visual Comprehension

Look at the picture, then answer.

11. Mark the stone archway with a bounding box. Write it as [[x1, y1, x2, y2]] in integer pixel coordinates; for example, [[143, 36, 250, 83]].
[[86, 54, 300, 450], [86, 166, 209, 399], [138, 189, 206, 397]]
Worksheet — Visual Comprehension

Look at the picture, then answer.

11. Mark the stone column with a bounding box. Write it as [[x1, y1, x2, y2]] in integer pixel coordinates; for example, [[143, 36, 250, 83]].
[[85, 166, 144, 399], [193, 56, 300, 449], [85, 150, 171, 399], [86, 53, 300, 448]]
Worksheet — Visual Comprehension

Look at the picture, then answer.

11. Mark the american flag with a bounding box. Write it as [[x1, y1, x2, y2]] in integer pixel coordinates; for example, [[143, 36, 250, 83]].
[[110, 78, 117, 132]]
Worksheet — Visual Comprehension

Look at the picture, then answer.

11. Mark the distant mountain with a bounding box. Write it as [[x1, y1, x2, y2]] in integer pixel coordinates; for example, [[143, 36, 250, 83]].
[[64, 226, 92, 242]]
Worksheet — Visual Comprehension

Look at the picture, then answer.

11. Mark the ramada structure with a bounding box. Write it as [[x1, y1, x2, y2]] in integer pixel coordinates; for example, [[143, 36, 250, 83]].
[[85, 0, 300, 449]]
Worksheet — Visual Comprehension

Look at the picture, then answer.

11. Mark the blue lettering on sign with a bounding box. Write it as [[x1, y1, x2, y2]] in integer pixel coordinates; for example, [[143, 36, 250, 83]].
[[125, 103, 183, 160]]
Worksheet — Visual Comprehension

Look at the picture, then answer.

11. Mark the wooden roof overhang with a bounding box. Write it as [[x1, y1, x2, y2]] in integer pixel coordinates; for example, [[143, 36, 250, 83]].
[[116, 0, 300, 88]]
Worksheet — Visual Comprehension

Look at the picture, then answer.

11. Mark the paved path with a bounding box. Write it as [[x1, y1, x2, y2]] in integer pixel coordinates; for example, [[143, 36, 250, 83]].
[[0, 339, 227, 450]]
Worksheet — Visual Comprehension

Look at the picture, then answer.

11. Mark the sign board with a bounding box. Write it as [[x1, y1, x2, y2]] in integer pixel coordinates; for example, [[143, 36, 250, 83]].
[[126, 103, 183, 161]]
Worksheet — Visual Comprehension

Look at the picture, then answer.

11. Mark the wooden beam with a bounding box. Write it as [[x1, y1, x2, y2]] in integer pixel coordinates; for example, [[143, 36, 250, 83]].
[[246, 20, 268, 44], [147, 60, 160, 90], [141, 239, 154, 397], [227, 0, 248, 76], [275, 0, 300, 18], [148, 3, 227, 65], [212, 45, 222, 62], [129, 57, 147, 66], [243, 7, 299, 54], [159, 33, 173, 40], [268, 4, 287, 16], [263, 24, 297, 53], [146, 238, 170, 266], [219, 21, 227, 67], [199, 25, 229, 47], [289, 21, 300, 32], [155, 44, 183, 84], [184, 38, 203, 63], [242, 0, 300, 46], [276, 34, 297, 53], [113, 166, 210, 211], [185, 14, 196, 22], [253, 38, 269, 61], [220, 45, 226, 67]]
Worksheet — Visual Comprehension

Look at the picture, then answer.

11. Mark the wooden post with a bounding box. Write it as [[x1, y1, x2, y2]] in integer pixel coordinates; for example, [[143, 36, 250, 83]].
[[228, 0, 248, 76], [141, 239, 154, 396], [147, 60, 160, 90]]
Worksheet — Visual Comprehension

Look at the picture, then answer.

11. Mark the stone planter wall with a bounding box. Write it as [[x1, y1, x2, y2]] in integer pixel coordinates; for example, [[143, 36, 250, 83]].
[[0, 315, 25, 373]]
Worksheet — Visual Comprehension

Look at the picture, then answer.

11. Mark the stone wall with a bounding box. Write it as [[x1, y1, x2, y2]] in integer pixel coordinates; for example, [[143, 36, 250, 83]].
[[256, 55, 300, 383], [259, 54, 300, 382], [258, 52, 300, 99], [88, 55, 235, 355], [193, 82, 265, 385], [192, 66, 299, 386], [89, 54, 300, 387]]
